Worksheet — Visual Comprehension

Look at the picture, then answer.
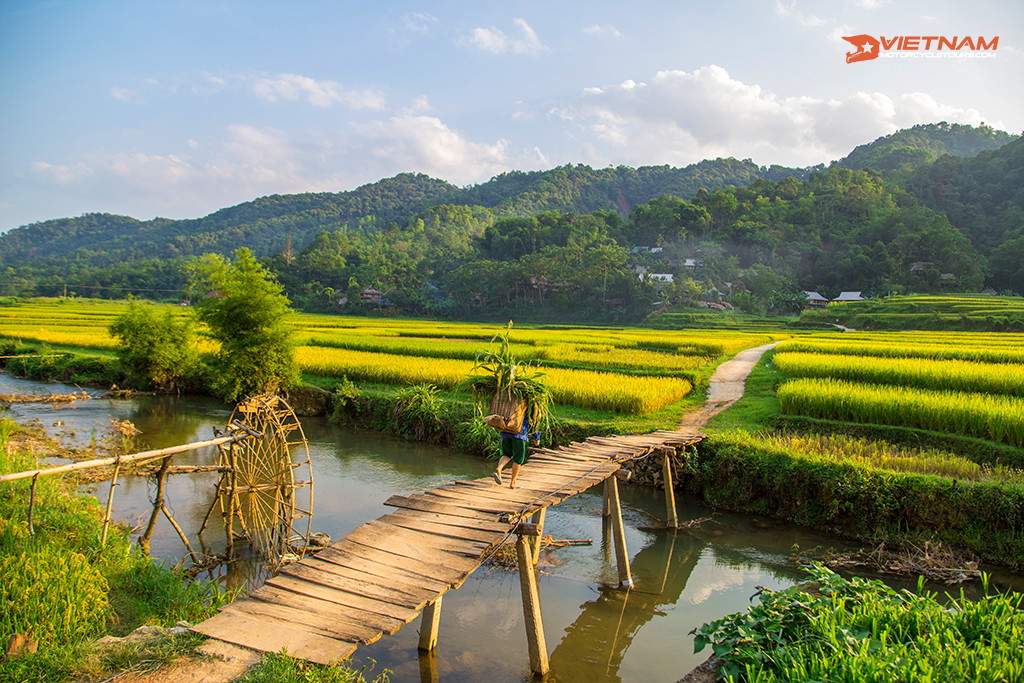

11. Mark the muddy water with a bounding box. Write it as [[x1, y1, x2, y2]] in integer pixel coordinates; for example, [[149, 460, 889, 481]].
[[4, 374, 1021, 682]]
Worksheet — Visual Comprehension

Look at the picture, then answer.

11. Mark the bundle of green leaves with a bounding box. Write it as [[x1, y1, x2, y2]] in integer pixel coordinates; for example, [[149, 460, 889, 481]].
[[459, 321, 552, 436]]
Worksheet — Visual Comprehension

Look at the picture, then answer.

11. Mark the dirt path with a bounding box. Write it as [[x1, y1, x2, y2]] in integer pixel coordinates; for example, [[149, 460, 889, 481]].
[[678, 343, 777, 431]]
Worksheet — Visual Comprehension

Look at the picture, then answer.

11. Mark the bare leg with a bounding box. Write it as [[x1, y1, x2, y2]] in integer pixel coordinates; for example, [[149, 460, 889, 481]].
[[509, 462, 521, 488], [493, 455, 510, 484]]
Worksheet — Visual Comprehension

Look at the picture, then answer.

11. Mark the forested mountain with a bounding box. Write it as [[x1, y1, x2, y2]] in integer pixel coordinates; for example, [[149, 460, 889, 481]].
[[0, 159, 804, 268], [898, 137, 1024, 290], [0, 124, 1019, 319], [836, 122, 1015, 172]]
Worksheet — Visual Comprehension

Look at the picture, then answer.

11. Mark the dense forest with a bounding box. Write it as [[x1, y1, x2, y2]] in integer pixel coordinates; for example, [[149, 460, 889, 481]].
[[0, 123, 1019, 321]]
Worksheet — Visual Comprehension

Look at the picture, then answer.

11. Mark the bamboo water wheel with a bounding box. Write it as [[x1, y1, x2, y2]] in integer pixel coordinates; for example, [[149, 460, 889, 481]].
[[202, 394, 314, 568]]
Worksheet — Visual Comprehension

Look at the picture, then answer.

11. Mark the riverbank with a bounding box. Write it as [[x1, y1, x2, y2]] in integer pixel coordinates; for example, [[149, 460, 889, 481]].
[[0, 417, 385, 683]]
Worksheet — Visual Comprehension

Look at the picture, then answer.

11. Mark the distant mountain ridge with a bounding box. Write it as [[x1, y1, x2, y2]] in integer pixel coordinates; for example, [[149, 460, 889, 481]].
[[0, 123, 1016, 269]]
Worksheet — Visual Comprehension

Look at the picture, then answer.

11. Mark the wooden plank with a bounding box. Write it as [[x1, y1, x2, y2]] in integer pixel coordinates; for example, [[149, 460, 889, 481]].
[[429, 484, 542, 506], [221, 598, 382, 645], [273, 562, 432, 609], [192, 611, 356, 666], [252, 583, 409, 634], [264, 574, 424, 622], [360, 519, 492, 557], [377, 513, 506, 545], [318, 543, 468, 587], [343, 525, 482, 571], [304, 553, 452, 595], [381, 508, 511, 534], [418, 489, 522, 513], [384, 494, 503, 521]]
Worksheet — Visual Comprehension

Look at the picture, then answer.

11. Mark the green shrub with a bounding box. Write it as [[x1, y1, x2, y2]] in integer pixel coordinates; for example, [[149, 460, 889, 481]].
[[691, 432, 1024, 568], [695, 564, 1024, 683]]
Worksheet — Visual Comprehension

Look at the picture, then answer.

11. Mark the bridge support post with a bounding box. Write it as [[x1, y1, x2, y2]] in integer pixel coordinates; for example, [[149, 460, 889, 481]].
[[661, 447, 679, 529], [530, 508, 546, 566], [516, 527, 549, 675], [418, 594, 442, 652], [604, 476, 633, 588]]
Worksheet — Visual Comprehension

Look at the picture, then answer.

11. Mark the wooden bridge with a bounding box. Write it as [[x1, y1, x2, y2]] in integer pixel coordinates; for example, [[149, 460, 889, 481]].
[[192, 428, 704, 674]]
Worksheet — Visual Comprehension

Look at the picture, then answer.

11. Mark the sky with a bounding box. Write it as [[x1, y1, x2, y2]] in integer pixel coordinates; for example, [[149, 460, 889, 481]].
[[1, 0, 1020, 231]]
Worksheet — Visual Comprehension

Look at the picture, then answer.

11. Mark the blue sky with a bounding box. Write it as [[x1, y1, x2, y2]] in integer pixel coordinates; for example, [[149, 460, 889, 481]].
[[1, 0, 1020, 231]]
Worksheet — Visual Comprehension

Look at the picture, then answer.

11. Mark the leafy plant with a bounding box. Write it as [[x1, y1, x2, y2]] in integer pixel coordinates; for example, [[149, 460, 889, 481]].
[[459, 321, 552, 437], [693, 564, 1024, 683]]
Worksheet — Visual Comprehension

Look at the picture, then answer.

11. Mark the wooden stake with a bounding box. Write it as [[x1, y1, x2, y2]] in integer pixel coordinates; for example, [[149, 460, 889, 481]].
[[139, 456, 172, 554], [530, 508, 547, 566], [605, 476, 633, 588], [100, 460, 121, 546], [162, 504, 199, 564], [516, 533, 549, 675], [226, 442, 238, 561], [661, 448, 679, 529], [27, 474, 39, 535], [418, 594, 443, 652]]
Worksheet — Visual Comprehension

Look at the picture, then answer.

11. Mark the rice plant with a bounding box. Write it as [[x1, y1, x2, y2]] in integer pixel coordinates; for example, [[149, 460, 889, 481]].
[[777, 378, 1024, 448], [773, 351, 1024, 396]]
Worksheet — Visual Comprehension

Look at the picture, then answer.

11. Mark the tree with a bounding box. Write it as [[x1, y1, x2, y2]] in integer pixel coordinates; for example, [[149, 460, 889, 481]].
[[189, 248, 298, 401], [109, 301, 197, 391]]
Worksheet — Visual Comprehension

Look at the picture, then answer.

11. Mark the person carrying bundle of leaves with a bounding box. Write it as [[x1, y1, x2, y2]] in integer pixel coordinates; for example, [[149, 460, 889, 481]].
[[460, 321, 551, 489]]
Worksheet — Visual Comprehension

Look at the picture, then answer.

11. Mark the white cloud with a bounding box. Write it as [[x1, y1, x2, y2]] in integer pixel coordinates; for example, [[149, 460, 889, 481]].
[[561, 65, 990, 167], [400, 12, 436, 33], [848, 0, 891, 8], [774, 1, 828, 27], [582, 23, 621, 38], [110, 87, 146, 104], [461, 18, 546, 55], [251, 73, 385, 109], [30, 161, 94, 182], [353, 115, 512, 184]]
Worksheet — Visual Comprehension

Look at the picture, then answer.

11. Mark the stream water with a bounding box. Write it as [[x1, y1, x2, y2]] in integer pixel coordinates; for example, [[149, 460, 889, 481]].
[[4, 374, 1021, 682]]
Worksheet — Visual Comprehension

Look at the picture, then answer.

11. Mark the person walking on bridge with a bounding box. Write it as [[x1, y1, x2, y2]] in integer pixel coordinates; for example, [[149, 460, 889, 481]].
[[492, 411, 540, 489]]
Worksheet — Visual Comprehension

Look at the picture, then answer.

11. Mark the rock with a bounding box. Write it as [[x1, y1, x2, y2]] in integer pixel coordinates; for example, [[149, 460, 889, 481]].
[[6, 633, 39, 657], [308, 532, 332, 547]]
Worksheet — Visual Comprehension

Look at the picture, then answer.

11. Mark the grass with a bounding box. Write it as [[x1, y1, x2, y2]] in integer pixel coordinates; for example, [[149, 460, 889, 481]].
[[695, 564, 1024, 683]]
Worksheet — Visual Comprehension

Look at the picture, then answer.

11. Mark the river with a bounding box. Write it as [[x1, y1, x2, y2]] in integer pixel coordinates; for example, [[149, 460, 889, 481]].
[[3, 374, 1019, 682]]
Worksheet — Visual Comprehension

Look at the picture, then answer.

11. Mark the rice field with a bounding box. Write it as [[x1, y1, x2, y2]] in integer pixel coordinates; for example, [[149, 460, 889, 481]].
[[773, 351, 1024, 396], [777, 378, 1024, 448], [0, 298, 784, 415]]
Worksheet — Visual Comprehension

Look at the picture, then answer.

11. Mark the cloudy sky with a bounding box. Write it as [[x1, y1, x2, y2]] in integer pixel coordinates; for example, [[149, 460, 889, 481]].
[[1, 0, 1020, 231]]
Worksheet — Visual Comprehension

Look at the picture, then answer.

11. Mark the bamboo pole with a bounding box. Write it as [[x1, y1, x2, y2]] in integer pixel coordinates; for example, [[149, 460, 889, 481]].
[[605, 476, 633, 588], [139, 456, 172, 554], [100, 459, 122, 546], [161, 503, 199, 563], [225, 442, 238, 561], [661, 447, 679, 529], [418, 594, 443, 652], [0, 433, 251, 483], [516, 531, 549, 675]]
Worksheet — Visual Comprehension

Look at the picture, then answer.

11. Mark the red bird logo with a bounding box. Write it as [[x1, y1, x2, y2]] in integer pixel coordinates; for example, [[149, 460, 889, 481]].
[[843, 34, 881, 63]]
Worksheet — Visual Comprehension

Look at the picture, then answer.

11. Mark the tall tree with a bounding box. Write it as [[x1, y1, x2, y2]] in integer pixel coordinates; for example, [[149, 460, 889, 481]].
[[189, 248, 298, 401]]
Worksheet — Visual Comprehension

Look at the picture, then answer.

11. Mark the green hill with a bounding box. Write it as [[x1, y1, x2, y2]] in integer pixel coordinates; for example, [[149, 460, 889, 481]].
[[836, 122, 1016, 172]]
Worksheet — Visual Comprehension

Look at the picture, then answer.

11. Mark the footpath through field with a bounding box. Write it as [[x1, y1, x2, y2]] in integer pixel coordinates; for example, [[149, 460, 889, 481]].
[[190, 343, 777, 667]]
